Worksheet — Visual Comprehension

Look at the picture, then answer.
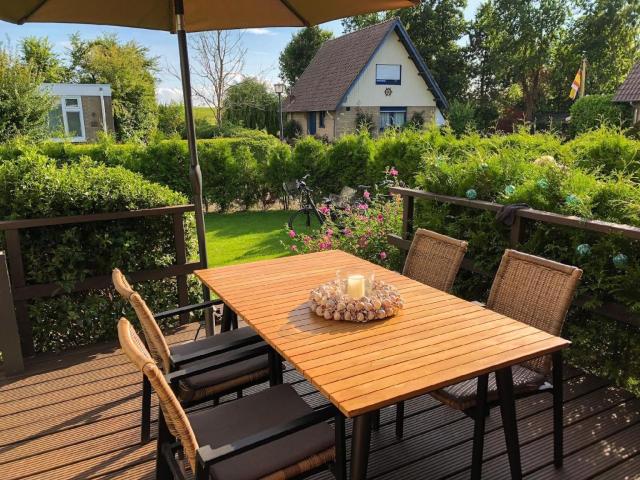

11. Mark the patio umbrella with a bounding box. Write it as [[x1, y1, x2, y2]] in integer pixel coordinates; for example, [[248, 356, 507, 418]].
[[0, 0, 419, 334]]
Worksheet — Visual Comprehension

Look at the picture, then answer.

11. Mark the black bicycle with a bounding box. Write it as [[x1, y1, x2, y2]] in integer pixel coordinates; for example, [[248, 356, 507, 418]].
[[287, 175, 326, 232]]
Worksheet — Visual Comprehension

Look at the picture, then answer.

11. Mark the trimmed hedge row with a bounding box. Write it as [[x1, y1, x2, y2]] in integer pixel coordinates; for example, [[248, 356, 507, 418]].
[[410, 128, 640, 393], [0, 146, 199, 352]]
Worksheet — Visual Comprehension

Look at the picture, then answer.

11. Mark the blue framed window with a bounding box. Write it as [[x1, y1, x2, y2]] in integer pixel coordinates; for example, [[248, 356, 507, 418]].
[[376, 64, 401, 85], [319, 111, 326, 128], [379, 107, 407, 131]]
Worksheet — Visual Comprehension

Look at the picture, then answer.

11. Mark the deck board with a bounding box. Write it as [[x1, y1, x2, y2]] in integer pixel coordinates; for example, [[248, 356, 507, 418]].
[[1, 323, 638, 479]]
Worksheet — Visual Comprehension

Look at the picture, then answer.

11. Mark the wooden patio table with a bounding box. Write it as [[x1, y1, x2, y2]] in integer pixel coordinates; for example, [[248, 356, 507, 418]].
[[196, 250, 570, 480]]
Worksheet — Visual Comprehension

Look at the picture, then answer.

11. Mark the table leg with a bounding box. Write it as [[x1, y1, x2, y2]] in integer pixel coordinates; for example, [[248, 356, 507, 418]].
[[496, 366, 522, 480], [221, 304, 233, 332], [268, 348, 283, 386], [471, 374, 489, 480], [552, 350, 564, 468], [351, 412, 373, 480]]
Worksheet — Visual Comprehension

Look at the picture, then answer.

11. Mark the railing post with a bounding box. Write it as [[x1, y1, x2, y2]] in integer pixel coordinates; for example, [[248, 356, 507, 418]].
[[509, 215, 525, 248], [172, 213, 190, 325], [401, 195, 415, 240], [0, 251, 25, 375], [4, 230, 33, 357]]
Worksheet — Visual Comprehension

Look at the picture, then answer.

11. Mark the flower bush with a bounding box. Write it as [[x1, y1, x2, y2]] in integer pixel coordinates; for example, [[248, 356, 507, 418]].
[[284, 171, 403, 270]]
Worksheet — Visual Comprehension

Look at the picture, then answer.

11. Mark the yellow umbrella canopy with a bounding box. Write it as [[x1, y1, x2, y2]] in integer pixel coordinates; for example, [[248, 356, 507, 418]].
[[1, 0, 419, 32]]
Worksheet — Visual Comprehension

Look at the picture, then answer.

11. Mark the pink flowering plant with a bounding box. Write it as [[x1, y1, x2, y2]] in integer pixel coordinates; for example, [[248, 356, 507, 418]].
[[284, 169, 403, 268]]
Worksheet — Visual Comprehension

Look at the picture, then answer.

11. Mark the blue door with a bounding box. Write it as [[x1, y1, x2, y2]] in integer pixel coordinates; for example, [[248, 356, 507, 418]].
[[308, 112, 316, 135]]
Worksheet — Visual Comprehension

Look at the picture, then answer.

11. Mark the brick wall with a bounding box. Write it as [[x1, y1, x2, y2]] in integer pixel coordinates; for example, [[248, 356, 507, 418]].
[[81, 96, 115, 142]]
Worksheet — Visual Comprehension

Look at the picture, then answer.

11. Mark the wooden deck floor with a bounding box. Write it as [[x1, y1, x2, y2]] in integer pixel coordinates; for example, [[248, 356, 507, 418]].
[[1, 323, 639, 480]]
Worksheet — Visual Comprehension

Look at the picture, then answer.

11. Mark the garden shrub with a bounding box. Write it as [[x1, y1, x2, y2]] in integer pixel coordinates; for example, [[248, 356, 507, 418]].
[[283, 119, 303, 141], [324, 134, 374, 194], [290, 136, 328, 191], [569, 94, 632, 136], [563, 127, 640, 175], [0, 147, 198, 352], [412, 129, 640, 393], [284, 173, 404, 270]]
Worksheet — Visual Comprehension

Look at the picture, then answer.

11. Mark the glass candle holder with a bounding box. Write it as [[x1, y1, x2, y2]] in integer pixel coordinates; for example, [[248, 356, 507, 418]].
[[336, 270, 375, 300]]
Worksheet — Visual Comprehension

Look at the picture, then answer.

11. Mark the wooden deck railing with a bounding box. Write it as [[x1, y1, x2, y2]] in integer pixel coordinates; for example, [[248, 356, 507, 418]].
[[0, 205, 200, 374], [388, 186, 640, 329]]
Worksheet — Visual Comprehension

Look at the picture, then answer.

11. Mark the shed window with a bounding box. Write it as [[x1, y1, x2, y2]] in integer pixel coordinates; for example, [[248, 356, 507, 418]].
[[376, 64, 401, 85], [319, 111, 326, 128], [379, 106, 407, 131], [49, 95, 86, 142]]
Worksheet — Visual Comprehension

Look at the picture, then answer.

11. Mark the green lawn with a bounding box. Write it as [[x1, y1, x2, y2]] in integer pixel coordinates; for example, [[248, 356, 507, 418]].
[[194, 107, 216, 124], [205, 210, 292, 267]]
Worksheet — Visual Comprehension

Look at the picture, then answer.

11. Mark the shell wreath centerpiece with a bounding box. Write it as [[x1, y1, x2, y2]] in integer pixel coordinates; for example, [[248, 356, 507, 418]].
[[309, 279, 403, 323]]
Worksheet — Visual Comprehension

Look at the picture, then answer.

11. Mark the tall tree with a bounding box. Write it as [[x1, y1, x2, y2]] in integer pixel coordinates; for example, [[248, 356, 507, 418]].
[[69, 34, 158, 141], [0, 47, 54, 141], [474, 0, 567, 121], [223, 77, 279, 134], [278, 27, 333, 87], [342, 1, 469, 102], [20, 37, 68, 83], [185, 30, 247, 126], [548, 0, 640, 110]]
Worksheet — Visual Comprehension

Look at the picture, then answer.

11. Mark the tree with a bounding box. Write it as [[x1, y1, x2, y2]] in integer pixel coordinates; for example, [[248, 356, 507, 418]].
[[0, 48, 54, 142], [278, 27, 333, 87], [342, 1, 469, 101], [186, 31, 247, 126], [549, 0, 640, 110], [20, 37, 69, 83], [473, 0, 567, 121], [223, 77, 279, 134], [467, 2, 501, 127], [69, 34, 158, 141], [156, 102, 185, 137]]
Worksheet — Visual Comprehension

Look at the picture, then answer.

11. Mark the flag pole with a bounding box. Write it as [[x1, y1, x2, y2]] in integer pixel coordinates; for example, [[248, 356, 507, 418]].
[[580, 55, 587, 98]]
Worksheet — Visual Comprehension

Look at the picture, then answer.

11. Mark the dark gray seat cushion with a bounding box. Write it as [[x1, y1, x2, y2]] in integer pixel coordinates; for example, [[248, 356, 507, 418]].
[[432, 365, 547, 410], [170, 326, 259, 358], [180, 344, 270, 392], [189, 384, 335, 480]]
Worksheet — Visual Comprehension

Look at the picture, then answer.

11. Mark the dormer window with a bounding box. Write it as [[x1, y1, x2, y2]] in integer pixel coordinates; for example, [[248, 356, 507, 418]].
[[376, 64, 401, 85]]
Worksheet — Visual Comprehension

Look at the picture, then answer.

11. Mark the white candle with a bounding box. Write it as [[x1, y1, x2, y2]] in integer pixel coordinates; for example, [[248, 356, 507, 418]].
[[347, 274, 365, 299]]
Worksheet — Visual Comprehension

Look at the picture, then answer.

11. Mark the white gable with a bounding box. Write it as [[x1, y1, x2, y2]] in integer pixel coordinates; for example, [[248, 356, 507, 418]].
[[341, 30, 438, 108]]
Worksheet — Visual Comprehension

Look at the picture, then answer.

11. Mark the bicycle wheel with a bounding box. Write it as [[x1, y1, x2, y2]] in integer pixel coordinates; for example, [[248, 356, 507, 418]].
[[288, 208, 324, 233]]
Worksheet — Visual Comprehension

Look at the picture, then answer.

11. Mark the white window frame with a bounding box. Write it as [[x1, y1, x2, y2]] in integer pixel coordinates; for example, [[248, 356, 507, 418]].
[[54, 96, 86, 142]]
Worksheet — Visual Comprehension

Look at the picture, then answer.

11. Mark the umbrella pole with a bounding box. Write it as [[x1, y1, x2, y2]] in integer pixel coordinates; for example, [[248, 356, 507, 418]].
[[175, 0, 214, 336]]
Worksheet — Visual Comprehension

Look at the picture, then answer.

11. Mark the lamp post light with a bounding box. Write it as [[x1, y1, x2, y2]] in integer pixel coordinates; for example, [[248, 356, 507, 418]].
[[274, 82, 285, 141]]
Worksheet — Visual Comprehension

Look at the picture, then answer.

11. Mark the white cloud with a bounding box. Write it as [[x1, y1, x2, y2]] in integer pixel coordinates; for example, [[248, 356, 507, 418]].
[[244, 28, 275, 36], [156, 86, 183, 104]]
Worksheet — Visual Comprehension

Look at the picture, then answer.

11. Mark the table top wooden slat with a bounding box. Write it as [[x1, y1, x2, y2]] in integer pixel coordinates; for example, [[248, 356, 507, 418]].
[[196, 250, 570, 417]]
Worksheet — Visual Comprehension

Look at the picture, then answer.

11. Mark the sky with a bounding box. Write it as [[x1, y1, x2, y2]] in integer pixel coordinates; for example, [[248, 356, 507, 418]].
[[0, 1, 482, 105]]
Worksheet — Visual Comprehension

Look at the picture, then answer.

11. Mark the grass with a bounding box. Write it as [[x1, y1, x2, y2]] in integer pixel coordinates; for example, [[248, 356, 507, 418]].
[[194, 107, 217, 124], [205, 210, 292, 267]]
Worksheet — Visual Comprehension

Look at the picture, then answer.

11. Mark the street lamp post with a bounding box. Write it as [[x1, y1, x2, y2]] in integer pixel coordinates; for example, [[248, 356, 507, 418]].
[[274, 83, 285, 141]]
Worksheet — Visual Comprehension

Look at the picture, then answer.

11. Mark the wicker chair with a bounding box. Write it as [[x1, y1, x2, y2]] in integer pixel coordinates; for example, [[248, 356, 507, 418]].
[[112, 269, 271, 443], [118, 317, 345, 480], [430, 250, 582, 479], [402, 228, 469, 292], [393, 229, 468, 436]]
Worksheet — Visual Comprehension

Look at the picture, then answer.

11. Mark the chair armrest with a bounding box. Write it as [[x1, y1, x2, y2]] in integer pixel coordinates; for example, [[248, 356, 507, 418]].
[[170, 333, 264, 368], [166, 343, 270, 386], [195, 405, 338, 470], [154, 300, 222, 321]]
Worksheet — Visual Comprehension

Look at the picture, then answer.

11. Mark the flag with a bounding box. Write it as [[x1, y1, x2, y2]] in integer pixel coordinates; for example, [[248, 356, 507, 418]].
[[569, 69, 581, 100]]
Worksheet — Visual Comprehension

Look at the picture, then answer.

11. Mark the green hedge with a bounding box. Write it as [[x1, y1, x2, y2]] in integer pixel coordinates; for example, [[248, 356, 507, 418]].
[[411, 128, 640, 393], [0, 145, 199, 352]]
